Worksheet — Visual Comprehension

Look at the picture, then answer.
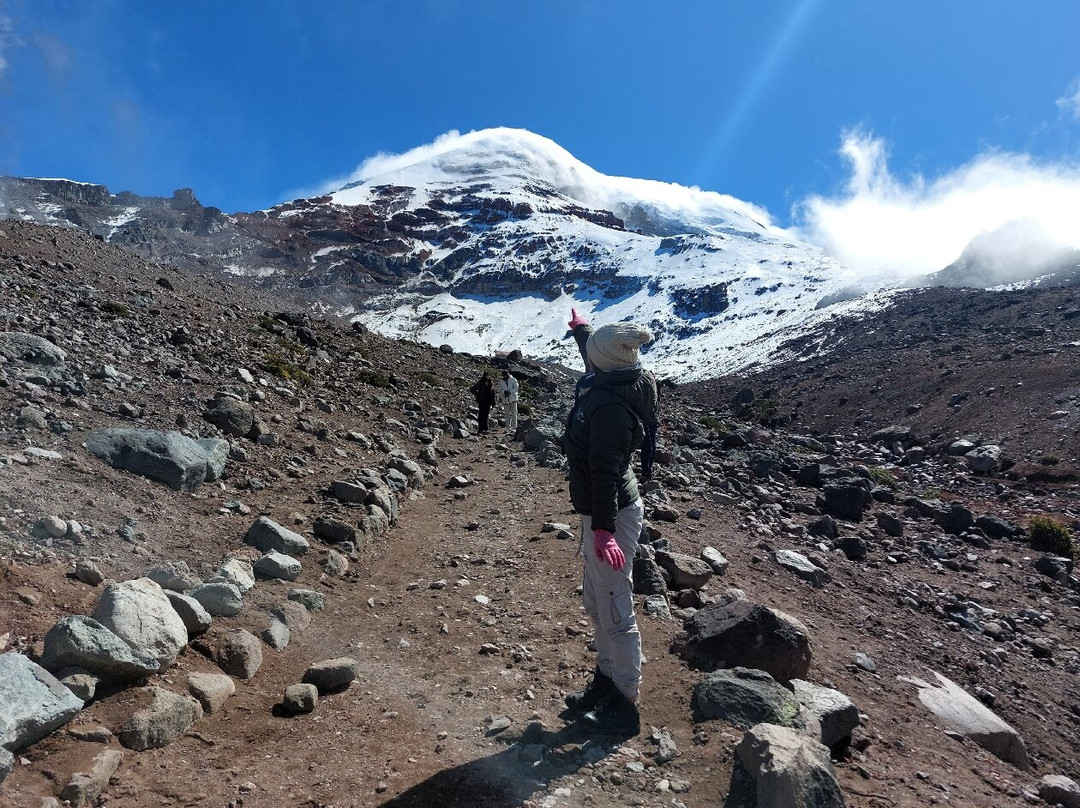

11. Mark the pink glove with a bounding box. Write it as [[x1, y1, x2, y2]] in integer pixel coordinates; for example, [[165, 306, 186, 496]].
[[593, 529, 625, 569], [568, 307, 588, 330]]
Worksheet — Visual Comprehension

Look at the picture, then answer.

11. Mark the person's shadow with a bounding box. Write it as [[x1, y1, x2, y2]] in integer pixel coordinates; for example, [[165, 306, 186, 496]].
[[376, 721, 633, 808]]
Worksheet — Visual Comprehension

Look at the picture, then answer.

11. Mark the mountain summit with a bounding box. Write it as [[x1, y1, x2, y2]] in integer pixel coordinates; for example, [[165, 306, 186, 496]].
[[3, 129, 885, 378]]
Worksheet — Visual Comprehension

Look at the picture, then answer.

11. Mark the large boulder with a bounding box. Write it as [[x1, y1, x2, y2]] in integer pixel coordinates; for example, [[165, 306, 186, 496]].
[[0, 652, 84, 752], [0, 332, 66, 365], [85, 429, 213, 491], [41, 616, 158, 682], [91, 578, 188, 672], [900, 671, 1031, 771], [692, 667, 800, 727], [676, 601, 812, 682], [789, 679, 860, 749], [735, 723, 846, 808]]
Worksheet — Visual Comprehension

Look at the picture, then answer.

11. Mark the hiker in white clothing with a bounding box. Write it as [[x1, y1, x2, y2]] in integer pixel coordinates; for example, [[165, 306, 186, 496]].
[[497, 370, 519, 431]]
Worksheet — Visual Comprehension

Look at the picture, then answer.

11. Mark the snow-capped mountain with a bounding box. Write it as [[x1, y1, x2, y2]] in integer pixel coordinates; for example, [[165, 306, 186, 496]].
[[1, 129, 893, 379]]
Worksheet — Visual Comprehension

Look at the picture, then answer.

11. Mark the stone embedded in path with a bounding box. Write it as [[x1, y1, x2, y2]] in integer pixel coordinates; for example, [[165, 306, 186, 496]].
[[272, 601, 312, 633], [283, 684, 318, 714], [244, 516, 310, 556], [677, 601, 813, 683], [59, 748, 122, 808], [692, 667, 801, 728], [216, 629, 263, 680], [0, 651, 84, 752], [91, 578, 189, 672], [118, 686, 202, 751], [789, 679, 860, 749], [85, 428, 217, 492], [313, 516, 357, 544], [900, 670, 1032, 771], [736, 722, 846, 808], [262, 620, 290, 650], [302, 658, 359, 693], [203, 394, 255, 438], [186, 672, 235, 714], [73, 560, 105, 586], [773, 550, 830, 588], [188, 581, 243, 617], [41, 615, 159, 682], [254, 550, 302, 581]]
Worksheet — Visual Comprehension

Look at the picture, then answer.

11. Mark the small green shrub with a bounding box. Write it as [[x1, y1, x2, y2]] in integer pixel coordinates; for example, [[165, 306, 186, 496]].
[[416, 371, 440, 386], [700, 415, 727, 432], [357, 368, 392, 388], [868, 466, 899, 490], [1028, 516, 1075, 558], [518, 401, 532, 416], [1041, 455, 1060, 466], [100, 301, 131, 317], [263, 352, 311, 385], [745, 398, 778, 425]]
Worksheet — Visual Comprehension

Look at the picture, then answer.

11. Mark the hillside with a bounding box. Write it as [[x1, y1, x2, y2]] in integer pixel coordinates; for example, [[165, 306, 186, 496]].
[[1, 220, 1079, 808]]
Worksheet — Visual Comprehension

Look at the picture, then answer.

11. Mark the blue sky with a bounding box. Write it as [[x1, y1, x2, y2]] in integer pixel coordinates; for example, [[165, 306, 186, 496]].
[[1, 1, 1079, 274]]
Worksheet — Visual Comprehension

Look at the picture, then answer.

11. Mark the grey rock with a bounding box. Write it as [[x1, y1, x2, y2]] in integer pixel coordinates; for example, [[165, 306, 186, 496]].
[[73, 560, 104, 586], [188, 581, 243, 617], [59, 748, 122, 808], [203, 394, 255, 438], [271, 601, 312, 633], [283, 683, 318, 714], [330, 479, 368, 503], [692, 667, 801, 727], [821, 483, 870, 522], [146, 560, 201, 592], [118, 686, 202, 751], [41, 615, 159, 682], [900, 670, 1031, 771], [0, 652, 84, 752], [165, 591, 212, 636], [85, 428, 214, 491], [655, 550, 714, 590], [302, 657, 359, 693], [633, 556, 669, 596], [323, 549, 349, 577], [0, 332, 66, 365], [736, 722, 846, 808], [789, 679, 860, 748], [0, 747, 12, 784], [1037, 775, 1080, 808], [208, 557, 255, 592], [92, 578, 188, 671], [216, 629, 263, 680], [701, 546, 729, 575], [313, 516, 357, 544], [678, 601, 812, 683], [262, 620, 290, 650], [774, 550, 830, 588], [642, 595, 673, 619], [186, 672, 235, 714], [59, 670, 98, 702], [244, 516, 310, 556], [288, 588, 325, 612], [196, 437, 230, 481], [966, 444, 1002, 473], [254, 550, 302, 581]]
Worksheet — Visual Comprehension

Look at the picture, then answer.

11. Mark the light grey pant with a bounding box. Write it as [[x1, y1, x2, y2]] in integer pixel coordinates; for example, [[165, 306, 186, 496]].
[[504, 400, 518, 430], [581, 499, 643, 701]]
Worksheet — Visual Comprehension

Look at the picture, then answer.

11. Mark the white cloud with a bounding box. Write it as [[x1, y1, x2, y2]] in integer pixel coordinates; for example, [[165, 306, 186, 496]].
[[1057, 78, 1080, 120], [0, 10, 19, 79], [794, 129, 1080, 279]]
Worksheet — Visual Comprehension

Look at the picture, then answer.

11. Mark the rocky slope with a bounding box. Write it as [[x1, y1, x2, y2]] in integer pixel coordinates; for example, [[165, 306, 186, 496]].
[[1, 220, 1079, 808]]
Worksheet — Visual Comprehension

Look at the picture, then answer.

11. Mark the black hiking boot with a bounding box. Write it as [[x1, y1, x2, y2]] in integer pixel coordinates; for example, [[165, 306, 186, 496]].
[[580, 691, 641, 736], [564, 670, 615, 715]]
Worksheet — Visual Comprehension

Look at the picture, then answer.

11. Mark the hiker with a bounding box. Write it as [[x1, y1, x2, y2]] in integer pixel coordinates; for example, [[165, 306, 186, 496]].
[[561, 308, 658, 736], [497, 369, 519, 432], [469, 371, 496, 434]]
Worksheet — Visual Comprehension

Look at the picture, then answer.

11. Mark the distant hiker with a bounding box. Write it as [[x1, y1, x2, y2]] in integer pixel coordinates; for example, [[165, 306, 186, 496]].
[[562, 308, 658, 736], [497, 369, 519, 432], [469, 371, 497, 434]]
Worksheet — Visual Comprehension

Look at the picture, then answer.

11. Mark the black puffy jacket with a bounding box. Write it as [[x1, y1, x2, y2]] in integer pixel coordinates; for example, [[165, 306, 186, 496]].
[[564, 365, 658, 533]]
